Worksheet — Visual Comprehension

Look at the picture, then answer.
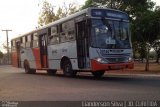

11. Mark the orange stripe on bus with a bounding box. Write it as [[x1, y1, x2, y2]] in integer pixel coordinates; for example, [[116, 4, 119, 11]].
[[32, 48, 41, 69], [11, 52, 18, 67], [91, 59, 134, 71]]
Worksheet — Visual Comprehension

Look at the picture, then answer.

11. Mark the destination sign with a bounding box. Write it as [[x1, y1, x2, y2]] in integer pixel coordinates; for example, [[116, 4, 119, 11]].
[[91, 9, 128, 20]]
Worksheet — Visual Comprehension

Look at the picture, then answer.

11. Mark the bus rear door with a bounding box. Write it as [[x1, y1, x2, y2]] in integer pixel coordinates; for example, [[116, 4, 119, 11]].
[[39, 34, 48, 68]]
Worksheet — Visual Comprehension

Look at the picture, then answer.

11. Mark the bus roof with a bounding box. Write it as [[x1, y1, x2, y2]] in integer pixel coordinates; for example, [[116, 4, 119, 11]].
[[43, 7, 127, 29], [11, 7, 127, 41]]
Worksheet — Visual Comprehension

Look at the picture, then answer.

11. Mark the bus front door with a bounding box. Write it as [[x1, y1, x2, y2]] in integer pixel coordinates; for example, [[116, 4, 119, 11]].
[[76, 21, 89, 69], [39, 34, 48, 68]]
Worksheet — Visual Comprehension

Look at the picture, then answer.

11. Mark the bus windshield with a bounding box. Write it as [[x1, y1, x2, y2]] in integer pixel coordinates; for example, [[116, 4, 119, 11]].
[[91, 19, 131, 49]]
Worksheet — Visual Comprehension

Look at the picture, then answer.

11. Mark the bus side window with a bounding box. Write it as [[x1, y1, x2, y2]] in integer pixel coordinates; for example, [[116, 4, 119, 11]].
[[49, 26, 59, 44], [33, 33, 39, 47], [68, 30, 75, 40], [60, 20, 75, 42], [67, 20, 75, 41], [60, 33, 66, 43], [26, 35, 31, 48], [21, 36, 26, 48], [11, 40, 16, 52], [60, 23, 66, 43]]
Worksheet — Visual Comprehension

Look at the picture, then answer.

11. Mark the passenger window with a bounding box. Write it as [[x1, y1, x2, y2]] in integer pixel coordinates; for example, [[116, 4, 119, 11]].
[[22, 36, 26, 43], [11, 40, 16, 51], [25, 35, 32, 48], [21, 36, 26, 48], [27, 35, 31, 42], [33, 33, 39, 47], [60, 20, 75, 42], [49, 26, 59, 44]]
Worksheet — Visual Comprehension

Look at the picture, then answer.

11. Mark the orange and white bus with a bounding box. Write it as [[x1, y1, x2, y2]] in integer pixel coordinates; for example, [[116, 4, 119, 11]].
[[11, 7, 134, 77]]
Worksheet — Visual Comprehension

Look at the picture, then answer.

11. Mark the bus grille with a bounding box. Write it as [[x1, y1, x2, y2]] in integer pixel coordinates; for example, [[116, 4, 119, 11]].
[[106, 57, 127, 63]]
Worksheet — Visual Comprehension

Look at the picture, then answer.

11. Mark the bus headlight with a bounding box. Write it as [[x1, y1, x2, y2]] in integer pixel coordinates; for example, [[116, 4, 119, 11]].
[[95, 58, 107, 64], [128, 57, 133, 62]]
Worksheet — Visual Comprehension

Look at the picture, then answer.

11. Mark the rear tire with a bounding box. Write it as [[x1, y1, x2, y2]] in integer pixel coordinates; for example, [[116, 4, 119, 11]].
[[47, 70, 57, 75], [62, 59, 77, 77], [92, 70, 105, 78]]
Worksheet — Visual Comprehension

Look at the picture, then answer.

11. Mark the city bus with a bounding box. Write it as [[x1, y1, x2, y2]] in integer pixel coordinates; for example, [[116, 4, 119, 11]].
[[11, 7, 134, 77]]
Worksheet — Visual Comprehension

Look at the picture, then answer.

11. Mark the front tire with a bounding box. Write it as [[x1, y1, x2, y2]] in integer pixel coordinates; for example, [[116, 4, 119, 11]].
[[62, 59, 77, 77], [92, 70, 105, 78]]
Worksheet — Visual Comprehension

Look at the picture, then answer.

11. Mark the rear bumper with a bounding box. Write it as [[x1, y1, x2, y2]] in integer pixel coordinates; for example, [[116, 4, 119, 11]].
[[91, 59, 134, 71]]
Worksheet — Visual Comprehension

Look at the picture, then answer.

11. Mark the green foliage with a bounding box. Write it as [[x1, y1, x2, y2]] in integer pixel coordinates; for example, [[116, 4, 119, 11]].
[[56, 3, 78, 19], [152, 40, 160, 63], [0, 51, 4, 59], [38, 0, 56, 26], [2, 43, 11, 53], [149, 51, 156, 59], [81, 0, 94, 9], [38, 0, 78, 26], [82, 0, 125, 9], [132, 42, 146, 60], [132, 11, 158, 43]]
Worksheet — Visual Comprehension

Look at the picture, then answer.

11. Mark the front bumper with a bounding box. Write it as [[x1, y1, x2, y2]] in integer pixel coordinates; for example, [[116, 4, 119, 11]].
[[91, 59, 134, 71]]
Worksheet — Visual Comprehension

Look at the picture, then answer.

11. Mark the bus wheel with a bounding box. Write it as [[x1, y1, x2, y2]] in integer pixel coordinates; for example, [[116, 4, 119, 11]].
[[92, 70, 105, 78], [62, 59, 77, 77], [24, 61, 36, 74], [47, 70, 57, 75]]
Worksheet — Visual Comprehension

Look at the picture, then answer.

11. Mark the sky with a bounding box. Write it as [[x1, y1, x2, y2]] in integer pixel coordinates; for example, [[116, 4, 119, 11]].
[[0, 0, 85, 52], [0, 0, 160, 52]]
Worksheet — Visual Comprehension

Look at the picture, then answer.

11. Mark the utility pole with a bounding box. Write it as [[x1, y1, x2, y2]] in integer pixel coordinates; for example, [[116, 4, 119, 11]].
[[2, 29, 12, 64]]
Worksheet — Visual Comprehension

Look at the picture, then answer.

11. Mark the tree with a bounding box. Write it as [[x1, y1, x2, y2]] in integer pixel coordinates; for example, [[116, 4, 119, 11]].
[[152, 40, 160, 63], [0, 51, 3, 59], [38, 0, 56, 26], [38, 0, 78, 26], [132, 4, 160, 69], [81, 0, 126, 9], [81, 0, 94, 9], [132, 9, 160, 70], [2, 43, 11, 54], [133, 42, 146, 62], [0, 51, 4, 64], [149, 51, 156, 60], [2, 43, 12, 64], [55, 2, 78, 19], [152, 7, 160, 63]]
